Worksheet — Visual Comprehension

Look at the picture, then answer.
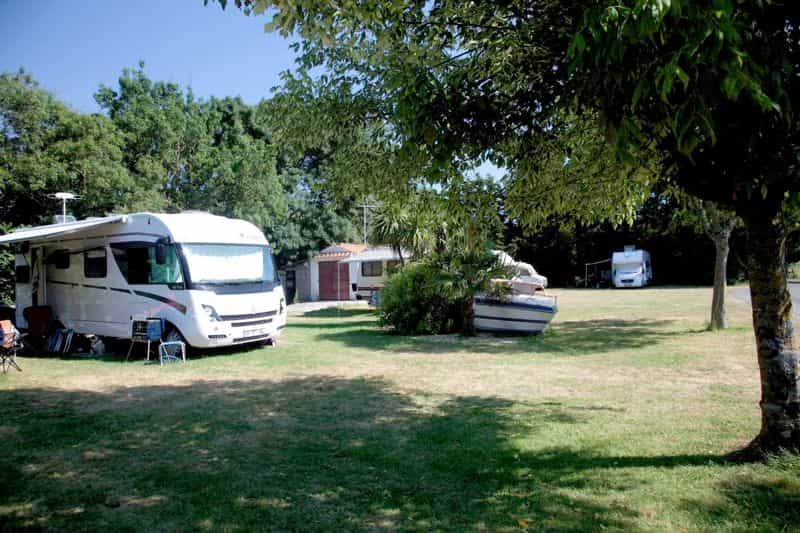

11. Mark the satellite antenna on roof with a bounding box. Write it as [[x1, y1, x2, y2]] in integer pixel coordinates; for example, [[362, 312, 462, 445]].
[[48, 192, 80, 224]]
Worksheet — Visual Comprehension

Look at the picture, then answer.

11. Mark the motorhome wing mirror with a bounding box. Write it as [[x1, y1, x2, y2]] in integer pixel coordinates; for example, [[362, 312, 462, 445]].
[[155, 240, 168, 265]]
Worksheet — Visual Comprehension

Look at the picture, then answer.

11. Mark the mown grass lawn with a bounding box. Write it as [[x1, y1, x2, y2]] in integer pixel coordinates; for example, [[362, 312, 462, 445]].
[[1, 287, 799, 531]]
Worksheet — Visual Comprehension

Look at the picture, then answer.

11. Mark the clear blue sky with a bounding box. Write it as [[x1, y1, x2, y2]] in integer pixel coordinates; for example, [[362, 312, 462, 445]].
[[0, 0, 296, 112]]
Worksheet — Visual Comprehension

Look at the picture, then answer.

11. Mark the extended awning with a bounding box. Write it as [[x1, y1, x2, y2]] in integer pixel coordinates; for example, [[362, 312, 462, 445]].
[[0, 215, 128, 245]]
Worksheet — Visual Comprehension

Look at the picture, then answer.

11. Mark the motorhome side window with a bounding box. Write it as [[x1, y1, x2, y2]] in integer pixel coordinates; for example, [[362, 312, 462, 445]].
[[362, 261, 383, 277], [110, 243, 183, 285], [15, 265, 30, 283], [84, 249, 107, 278], [47, 250, 70, 270]]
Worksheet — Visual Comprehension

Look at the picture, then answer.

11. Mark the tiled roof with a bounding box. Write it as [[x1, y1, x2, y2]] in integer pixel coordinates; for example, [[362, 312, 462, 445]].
[[318, 242, 368, 256]]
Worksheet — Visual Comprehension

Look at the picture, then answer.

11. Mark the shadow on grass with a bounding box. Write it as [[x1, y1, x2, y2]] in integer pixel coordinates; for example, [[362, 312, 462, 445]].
[[680, 474, 800, 529], [300, 308, 376, 319], [536, 319, 706, 355], [308, 316, 699, 356], [0, 377, 735, 531]]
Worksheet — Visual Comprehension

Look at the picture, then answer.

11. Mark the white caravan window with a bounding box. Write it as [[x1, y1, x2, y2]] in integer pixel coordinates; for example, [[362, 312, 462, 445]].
[[46, 250, 70, 270], [182, 244, 276, 285], [84, 248, 107, 278], [111, 243, 183, 285], [361, 261, 383, 277]]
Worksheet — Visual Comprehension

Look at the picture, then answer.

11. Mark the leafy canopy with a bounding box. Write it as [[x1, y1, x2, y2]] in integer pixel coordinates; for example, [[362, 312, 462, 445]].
[[571, 1, 800, 213]]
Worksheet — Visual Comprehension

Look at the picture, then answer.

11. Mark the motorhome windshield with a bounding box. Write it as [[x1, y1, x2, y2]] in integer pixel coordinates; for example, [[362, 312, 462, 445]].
[[182, 244, 277, 285], [616, 262, 642, 274]]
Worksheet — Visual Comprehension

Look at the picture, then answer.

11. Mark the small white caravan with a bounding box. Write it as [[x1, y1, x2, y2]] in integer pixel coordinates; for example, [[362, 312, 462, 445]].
[[340, 246, 407, 300], [611, 246, 652, 288], [0, 212, 287, 349]]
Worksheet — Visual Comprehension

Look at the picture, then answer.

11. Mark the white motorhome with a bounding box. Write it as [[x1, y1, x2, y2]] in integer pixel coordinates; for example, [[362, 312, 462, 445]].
[[0, 212, 286, 349], [611, 247, 652, 288]]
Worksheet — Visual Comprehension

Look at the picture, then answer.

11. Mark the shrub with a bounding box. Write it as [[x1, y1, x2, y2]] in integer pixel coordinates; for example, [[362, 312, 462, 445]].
[[378, 262, 461, 335]]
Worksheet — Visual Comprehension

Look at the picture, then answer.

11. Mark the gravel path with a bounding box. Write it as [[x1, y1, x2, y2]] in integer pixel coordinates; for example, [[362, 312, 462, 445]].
[[287, 300, 369, 315]]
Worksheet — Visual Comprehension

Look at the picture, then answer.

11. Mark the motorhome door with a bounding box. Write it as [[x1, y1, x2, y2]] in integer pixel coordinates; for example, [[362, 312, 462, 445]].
[[31, 246, 46, 307], [14, 252, 32, 327]]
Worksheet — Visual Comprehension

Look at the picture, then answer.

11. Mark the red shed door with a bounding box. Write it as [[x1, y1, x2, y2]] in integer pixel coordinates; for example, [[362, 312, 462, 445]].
[[319, 261, 349, 300]]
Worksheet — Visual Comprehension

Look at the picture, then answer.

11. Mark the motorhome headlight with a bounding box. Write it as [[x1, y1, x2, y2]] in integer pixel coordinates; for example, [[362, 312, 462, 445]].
[[202, 304, 221, 321]]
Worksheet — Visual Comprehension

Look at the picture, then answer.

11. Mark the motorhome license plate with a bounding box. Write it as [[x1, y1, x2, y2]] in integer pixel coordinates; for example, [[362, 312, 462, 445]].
[[244, 328, 266, 337]]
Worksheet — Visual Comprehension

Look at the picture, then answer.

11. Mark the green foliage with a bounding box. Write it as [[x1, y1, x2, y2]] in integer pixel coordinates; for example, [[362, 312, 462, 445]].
[[95, 65, 287, 227], [379, 247, 509, 335], [369, 190, 444, 260], [441, 177, 505, 250], [0, 70, 143, 300], [214, 1, 651, 241], [427, 248, 510, 303], [0, 223, 13, 304], [0, 66, 367, 284], [571, 2, 800, 212], [668, 194, 739, 241], [370, 178, 504, 261], [505, 113, 659, 231], [787, 262, 800, 281], [214, 0, 582, 203], [378, 262, 461, 335], [0, 70, 136, 226], [266, 167, 361, 266]]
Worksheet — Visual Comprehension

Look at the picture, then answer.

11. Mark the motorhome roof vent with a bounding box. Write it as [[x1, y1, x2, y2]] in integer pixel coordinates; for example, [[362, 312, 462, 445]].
[[182, 210, 210, 215], [52, 215, 77, 225], [623, 245, 636, 252]]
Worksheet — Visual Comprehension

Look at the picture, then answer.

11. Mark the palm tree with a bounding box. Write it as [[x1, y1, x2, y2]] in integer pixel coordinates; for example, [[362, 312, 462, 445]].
[[430, 248, 510, 335], [370, 201, 436, 263]]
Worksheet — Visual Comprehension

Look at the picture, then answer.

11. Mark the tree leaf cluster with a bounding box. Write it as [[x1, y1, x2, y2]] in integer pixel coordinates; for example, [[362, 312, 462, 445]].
[[0, 66, 362, 271]]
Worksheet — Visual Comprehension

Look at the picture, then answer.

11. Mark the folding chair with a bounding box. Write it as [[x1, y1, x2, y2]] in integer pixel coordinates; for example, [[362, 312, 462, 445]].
[[158, 340, 186, 366], [0, 320, 22, 374], [126, 319, 163, 362]]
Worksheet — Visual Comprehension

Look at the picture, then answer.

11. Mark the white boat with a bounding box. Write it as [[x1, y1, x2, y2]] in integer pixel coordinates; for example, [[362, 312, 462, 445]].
[[474, 293, 558, 334], [492, 250, 548, 287], [474, 252, 558, 334]]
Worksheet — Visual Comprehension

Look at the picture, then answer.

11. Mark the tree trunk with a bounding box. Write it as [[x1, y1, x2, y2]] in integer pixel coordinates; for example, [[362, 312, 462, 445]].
[[744, 211, 800, 455], [462, 295, 476, 336], [709, 231, 731, 330]]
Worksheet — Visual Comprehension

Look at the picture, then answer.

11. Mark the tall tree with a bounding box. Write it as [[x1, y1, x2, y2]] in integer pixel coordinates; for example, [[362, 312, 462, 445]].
[[214, 0, 800, 454], [0, 70, 136, 225], [97, 66, 288, 232], [572, 1, 800, 455], [672, 198, 739, 330], [95, 63, 208, 212]]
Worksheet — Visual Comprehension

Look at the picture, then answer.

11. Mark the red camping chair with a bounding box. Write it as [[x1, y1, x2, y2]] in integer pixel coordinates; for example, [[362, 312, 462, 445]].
[[0, 320, 22, 373], [23, 306, 52, 337]]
